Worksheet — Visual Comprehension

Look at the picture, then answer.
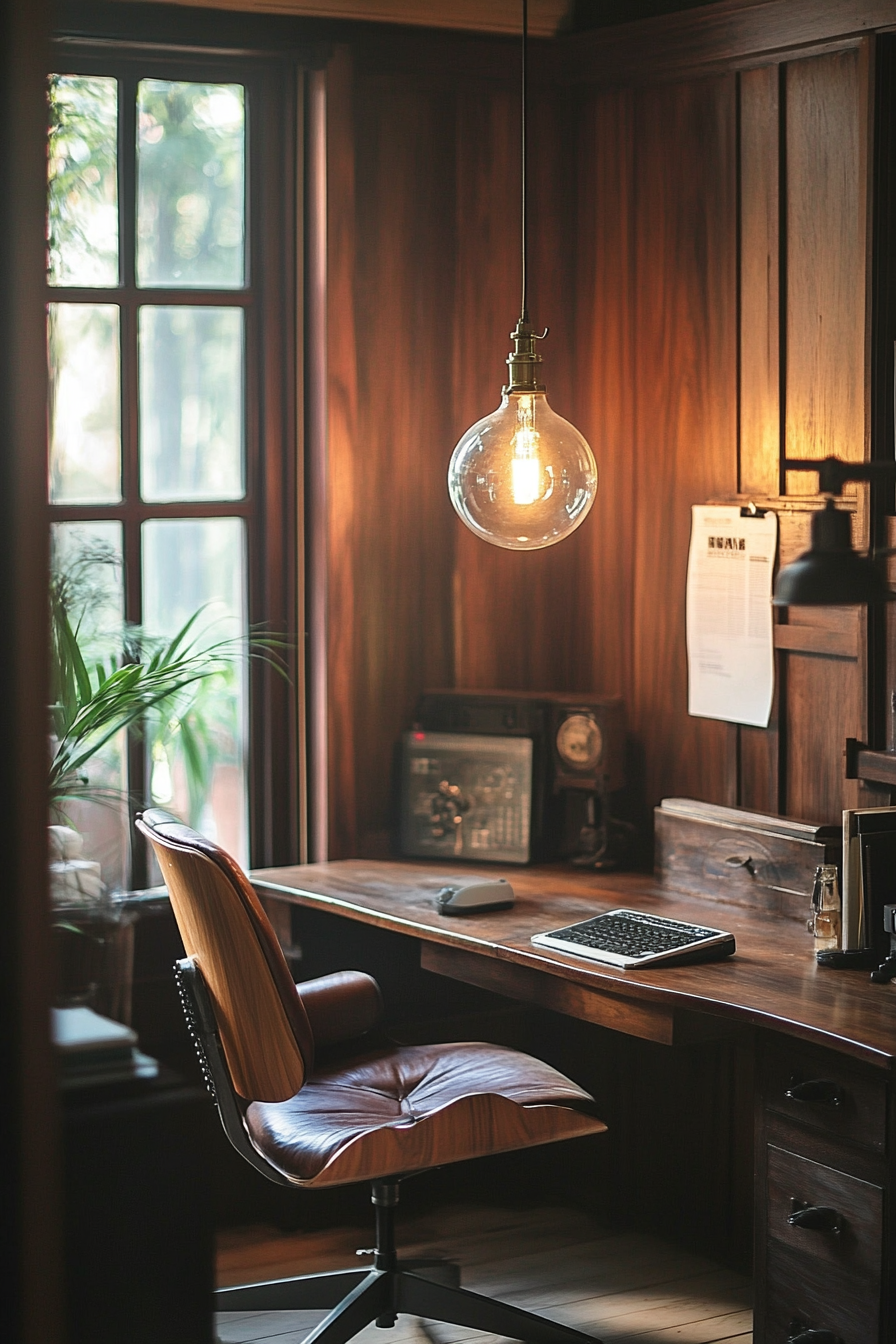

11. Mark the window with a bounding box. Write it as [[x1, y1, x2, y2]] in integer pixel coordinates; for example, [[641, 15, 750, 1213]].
[[47, 45, 301, 889]]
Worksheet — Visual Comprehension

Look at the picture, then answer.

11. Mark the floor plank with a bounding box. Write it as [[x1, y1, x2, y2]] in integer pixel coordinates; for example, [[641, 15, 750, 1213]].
[[215, 1204, 752, 1344]]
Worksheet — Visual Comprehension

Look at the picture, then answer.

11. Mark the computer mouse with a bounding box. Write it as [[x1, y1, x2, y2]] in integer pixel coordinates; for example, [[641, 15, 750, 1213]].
[[436, 878, 515, 915]]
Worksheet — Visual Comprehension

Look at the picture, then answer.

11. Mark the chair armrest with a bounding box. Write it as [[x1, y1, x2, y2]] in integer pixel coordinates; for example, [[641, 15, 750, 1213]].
[[295, 971, 384, 1048]]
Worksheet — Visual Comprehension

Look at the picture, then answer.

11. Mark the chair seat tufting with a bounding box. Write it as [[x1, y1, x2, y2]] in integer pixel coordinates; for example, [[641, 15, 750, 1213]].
[[245, 1040, 605, 1187]]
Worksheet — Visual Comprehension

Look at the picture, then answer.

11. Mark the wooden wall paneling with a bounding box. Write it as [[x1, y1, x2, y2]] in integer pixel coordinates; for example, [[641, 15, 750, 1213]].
[[785, 649, 863, 823], [549, 0, 877, 89], [450, 78, 592, 693], [739, 63, 781, 501], [449, 79, 517, 690], [572, 84, 636, 704], [325, 46, 360, 858], [779, 45, 870, 823], [784, 45, 869, 492], [738, 63, 782, 814], [338, 58, 458, 857], [631, 73, 739, 813]]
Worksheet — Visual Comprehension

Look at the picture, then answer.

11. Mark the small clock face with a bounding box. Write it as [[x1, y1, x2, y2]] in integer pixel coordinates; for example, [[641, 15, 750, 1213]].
[[556, 714, 603, 772]]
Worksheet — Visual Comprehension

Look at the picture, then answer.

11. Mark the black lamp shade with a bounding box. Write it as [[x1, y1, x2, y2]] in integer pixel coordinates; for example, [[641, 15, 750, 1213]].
[[773, 499, 892, 606]]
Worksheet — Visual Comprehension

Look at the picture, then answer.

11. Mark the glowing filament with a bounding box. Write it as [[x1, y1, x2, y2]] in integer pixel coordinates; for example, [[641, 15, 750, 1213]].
[[511, 399, 541, 505]]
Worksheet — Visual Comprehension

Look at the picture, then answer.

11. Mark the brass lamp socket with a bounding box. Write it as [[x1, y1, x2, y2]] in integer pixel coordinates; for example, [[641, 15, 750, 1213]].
[[504, 316, 546, 394]]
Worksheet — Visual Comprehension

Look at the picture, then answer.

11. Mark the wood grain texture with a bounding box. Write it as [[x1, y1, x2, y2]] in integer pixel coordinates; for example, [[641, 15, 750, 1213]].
[[252, 858, 896, 1066], [784, 651, 863, 823], [267, 1087, 605, 1190], [325, 46, 359, 860], [326, 47, 457, 857], [321, 22, 879, 862], [784, 46, 868, 489], [548, 0, 883, 88], [449, 82, 597, 695], [573, 85, 636, 703], [631, 73, 739, 810], [149, 840, 308, 1103], [739, 63, 781, 500], [420, 942, 678, 1045]]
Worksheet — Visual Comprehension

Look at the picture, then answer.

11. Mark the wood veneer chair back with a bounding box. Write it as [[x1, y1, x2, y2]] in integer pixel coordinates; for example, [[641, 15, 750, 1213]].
[[137, 809, 314, 1103]]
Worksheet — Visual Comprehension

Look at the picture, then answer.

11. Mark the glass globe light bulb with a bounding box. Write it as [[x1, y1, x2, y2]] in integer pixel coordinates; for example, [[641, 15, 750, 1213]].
[[448, 387, 598, 551]]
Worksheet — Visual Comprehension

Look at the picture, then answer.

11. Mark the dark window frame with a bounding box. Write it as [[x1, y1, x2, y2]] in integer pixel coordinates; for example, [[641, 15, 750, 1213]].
[[49, 33, 305, 881]]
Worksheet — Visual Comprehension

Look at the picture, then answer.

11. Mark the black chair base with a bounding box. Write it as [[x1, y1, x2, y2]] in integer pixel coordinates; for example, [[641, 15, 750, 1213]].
[[215, 1180, 604, 1344], [216, 1262, 604, 1344]]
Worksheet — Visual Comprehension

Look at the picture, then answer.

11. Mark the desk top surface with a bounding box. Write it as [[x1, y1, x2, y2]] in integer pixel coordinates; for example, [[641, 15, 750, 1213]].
[[251, 859, 896, 1069]]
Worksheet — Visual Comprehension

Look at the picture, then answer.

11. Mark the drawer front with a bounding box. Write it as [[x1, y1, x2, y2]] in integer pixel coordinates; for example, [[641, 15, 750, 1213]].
[[766, 1146, 883, 1279], [654, 806, 838, 917], [762, 1043, 888, 1152], [766, 1241, 880, 1343]]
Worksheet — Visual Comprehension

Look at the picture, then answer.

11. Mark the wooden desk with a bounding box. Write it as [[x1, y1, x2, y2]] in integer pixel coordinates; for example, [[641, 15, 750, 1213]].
[[252, 859, 896, 1344]]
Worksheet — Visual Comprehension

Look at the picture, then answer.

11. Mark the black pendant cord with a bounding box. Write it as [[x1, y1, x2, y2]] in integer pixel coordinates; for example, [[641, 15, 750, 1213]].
[[521, 0, 529, 324]]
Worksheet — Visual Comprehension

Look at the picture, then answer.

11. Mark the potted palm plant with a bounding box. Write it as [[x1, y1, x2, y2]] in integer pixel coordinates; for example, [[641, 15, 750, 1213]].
[[49, 538, 284, 1011]]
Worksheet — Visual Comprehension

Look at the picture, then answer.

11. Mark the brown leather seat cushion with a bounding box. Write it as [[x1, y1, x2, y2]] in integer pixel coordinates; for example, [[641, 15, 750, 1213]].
[[246, 1041, 606, 1188]]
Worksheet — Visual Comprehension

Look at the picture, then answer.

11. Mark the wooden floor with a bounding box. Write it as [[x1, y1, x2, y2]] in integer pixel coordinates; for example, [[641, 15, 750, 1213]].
[[216, 1203, 752, 1344]]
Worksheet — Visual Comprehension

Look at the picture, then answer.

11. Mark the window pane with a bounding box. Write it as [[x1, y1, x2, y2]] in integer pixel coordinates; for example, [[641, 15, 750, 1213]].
[[48, 303, 121, 504], [142, 518, 248, 863], [48, 74, 119, 287], [139, 306, 244, 501], [136, 80, 245, 289], [49, 523, 129, 896]]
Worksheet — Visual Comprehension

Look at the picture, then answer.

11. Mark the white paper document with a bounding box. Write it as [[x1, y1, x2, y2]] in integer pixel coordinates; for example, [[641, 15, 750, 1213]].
[[686, 504, 778, 728]]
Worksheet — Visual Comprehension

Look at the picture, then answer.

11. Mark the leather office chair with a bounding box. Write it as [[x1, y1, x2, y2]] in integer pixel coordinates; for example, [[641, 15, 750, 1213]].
[[137, 808, 608, 1344]]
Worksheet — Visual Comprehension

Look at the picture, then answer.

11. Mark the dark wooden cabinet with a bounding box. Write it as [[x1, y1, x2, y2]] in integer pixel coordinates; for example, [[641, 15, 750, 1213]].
[[62, 1069, 215, 1344], [755, 1036, 892, 1343]]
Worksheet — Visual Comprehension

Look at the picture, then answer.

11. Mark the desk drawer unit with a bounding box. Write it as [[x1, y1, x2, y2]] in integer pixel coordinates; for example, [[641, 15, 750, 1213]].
[[755, 1038, 891, 1344], [763, 1047, 887, 1152]]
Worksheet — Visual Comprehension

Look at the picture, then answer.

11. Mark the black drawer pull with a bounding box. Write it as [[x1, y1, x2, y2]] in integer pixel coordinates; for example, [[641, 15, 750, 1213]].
[[785, 1078, 844, 1107], [787, 1200, 841, 1233], [788, 1329, 843, 1344]]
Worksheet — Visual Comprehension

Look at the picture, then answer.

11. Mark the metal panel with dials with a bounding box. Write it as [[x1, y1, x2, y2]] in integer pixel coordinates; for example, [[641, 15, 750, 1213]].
[[399, 731, 533, 865]]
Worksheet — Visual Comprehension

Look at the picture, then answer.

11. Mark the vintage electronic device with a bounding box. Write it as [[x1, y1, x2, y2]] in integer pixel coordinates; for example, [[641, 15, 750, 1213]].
[[401, 690, 629, 866], [531, 909, 736, 969], [435, 878, 515, 915], [399, 731, 533, 864]]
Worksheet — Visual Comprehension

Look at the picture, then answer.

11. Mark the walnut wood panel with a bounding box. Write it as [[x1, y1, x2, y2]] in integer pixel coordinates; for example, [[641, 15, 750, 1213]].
[[766, 1144, 883, 1273], [420, 942, 677, 1044], [449, 82, 593, 695], [784, 46, 869, 491], [761, 1038, 888, 1151], [739, 66, 784, 832], [739, 63, 781, 501], [653, 807, 838, 918], [348, 66, 457, 853], [282, 1088, 605, 1189], [252, 858, 896, 1065], [325, 47, 457, 857], [785, 652, 863, 823], [149, 840, 308, 1103], [572, 85, 636, 703], [325, 46, 359, 860], [549, 0, 882, 88], [773, 622, 860, 658], [630, 74, 738, 810], [321, 22, 882, 863], [764, 1240, 881, 1343]]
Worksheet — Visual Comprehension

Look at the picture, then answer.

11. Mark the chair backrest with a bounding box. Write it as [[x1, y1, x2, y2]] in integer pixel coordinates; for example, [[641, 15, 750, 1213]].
[[137, 808, 314, 1103]]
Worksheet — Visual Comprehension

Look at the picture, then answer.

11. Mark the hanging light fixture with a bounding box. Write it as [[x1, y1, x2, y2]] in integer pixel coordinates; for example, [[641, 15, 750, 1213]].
[[447, 0, 598, 551]]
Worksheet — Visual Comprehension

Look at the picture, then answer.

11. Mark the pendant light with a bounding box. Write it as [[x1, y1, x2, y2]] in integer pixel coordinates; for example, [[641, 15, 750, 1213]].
[[447, 0, 598, 551]]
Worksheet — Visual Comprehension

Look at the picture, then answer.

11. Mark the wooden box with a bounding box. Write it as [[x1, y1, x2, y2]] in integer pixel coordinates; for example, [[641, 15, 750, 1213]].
[[654, 798, 841, 921]]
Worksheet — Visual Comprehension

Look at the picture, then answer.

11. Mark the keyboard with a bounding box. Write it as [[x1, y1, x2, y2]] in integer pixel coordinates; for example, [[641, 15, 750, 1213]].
[[531, 908, 736, 969]]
